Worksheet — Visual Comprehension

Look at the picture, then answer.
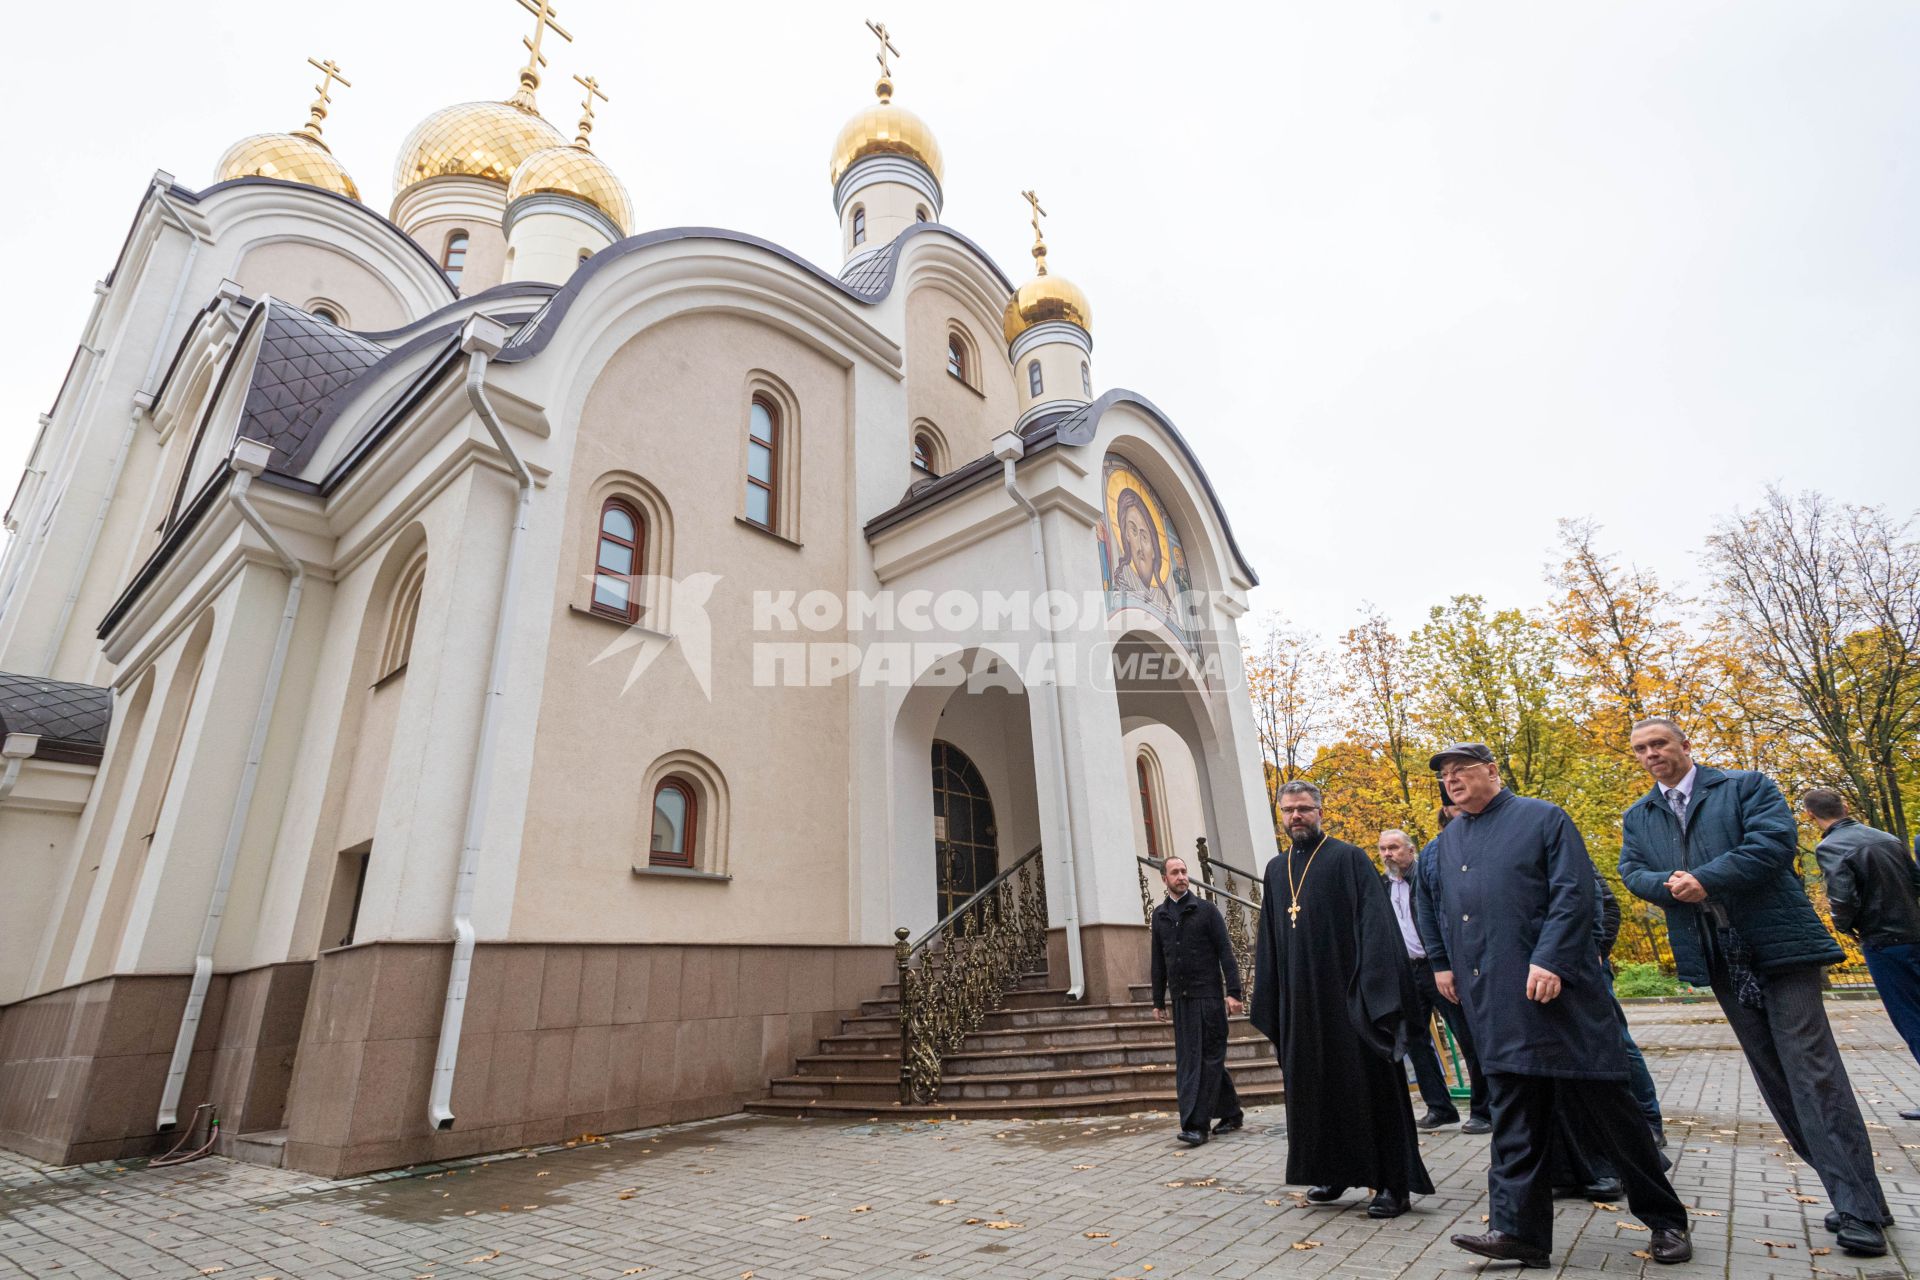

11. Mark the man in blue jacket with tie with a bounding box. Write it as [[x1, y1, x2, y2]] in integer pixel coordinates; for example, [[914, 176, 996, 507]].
[[1619, 717, 1890, 1258]]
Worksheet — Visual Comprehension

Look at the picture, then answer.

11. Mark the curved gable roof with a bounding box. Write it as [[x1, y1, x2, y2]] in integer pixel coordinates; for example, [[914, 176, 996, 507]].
[[494, 222, 1016, 364], [864, 388, 1258, 587]]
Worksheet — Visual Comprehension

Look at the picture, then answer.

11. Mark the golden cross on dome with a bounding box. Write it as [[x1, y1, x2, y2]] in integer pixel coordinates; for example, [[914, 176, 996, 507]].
[[1022, 189, 1050, 275], [573, 73, 607, 148], [298, 57, 351, 142], [866, 18, 900, 101], [512, 0, 574, 105]]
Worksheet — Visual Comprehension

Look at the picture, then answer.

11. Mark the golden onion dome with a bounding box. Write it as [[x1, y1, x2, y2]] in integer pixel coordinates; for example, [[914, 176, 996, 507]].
[[1003, 273, 1093, 346], [829, 100, 944, 186], [215, 131, 360, 201], [393, 100, 568, 194], [507, 144, 633, 235]]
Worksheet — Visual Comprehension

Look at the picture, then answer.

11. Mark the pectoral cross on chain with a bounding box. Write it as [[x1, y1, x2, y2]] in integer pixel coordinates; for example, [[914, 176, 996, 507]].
[[1287, 901, 1301, 927]]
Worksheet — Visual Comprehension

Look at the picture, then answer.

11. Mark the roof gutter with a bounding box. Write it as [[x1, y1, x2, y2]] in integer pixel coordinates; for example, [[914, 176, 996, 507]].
[[157, 437, 304, 1129], [428, 314, 527, 1131], [0, 733, 40, 805], [993, 432, 1085, 1003]]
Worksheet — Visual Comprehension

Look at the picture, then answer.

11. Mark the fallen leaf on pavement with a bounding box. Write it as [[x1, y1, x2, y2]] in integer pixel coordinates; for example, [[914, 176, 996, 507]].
[[1188, 1177, 1217, 1188], [1263, 1199, 1283, 1207], [851, 1204, 871, 1213], [1163, 1180, 1185, 1188], [1630, 1250, 1651, 1260], [621, 1270, 649, 1276], [1084, 1231, 1110, 1239], [1290, 1241, 1321, 1251], [466, 1252, 501, 1264], [984, 1220, 1022, 1230], [1591, 1202, 1618, 1211], [1794, 1194, 1819, 1203], [933, 1198, 955, 1205], [1810, 1247, 1831, 1256], [964, 1218, 983, 1225], [1616, 1221, 1648, 1232], [1072, 1164, 1094, 1170]]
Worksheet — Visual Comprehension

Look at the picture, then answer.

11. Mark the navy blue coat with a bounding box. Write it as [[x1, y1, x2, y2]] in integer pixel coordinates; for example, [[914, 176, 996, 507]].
[[1618, 767, 1843, 986], [1425, 789, 1627, 1080]]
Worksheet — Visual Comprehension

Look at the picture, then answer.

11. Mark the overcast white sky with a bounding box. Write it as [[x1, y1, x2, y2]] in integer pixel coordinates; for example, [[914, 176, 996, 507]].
[[5, 1, 1916, 643]]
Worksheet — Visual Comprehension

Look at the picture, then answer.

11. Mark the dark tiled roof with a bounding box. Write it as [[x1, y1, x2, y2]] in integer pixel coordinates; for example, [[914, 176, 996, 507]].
[[0, 671, 111, 765], [239, 303, 389, 473]]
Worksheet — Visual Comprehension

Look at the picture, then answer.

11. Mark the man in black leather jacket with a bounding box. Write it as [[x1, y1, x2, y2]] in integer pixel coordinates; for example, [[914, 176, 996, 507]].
[[1804, 788, 1920, 1119]]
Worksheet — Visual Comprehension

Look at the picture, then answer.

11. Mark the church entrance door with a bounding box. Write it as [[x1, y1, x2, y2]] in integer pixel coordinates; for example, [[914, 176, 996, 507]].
[[931, 740, 996, 919]]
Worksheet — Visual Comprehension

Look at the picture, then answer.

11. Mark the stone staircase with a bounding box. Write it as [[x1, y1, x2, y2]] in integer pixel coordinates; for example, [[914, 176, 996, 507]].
[[749, 975, 1282, 1120]]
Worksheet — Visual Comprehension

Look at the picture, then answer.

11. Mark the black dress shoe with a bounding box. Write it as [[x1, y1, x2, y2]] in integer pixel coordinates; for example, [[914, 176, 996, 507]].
[[1648, 1228, 1692, 1264], [1901, 1107, 1920, 1120], [1211, 1116, 1243, 1135], [1367, 1189, 1411, 1218], [1305, 1185, 1348, 1203], [1834, 1213, 1888, 1257], [1460, 1115, 1492, 1135], [1416, 1108, 1459, 1130], [1450, 1230, 1550, 1266], [1824, 1209, 1842, 1233], [1175, 1129, 1207, 1147]]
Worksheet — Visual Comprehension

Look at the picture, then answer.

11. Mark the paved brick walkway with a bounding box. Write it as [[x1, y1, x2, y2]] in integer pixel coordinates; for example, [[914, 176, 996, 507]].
[[4, 1000, 1920, 1279]]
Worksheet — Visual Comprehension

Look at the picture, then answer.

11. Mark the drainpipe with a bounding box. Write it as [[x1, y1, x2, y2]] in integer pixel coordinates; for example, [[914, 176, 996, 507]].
[[428, 314, 528, 1131], [39, 203, 208, 677], [0, 734, 40, 804], [157, 436, 305, 1129], [993, 432, 1085, 1002]]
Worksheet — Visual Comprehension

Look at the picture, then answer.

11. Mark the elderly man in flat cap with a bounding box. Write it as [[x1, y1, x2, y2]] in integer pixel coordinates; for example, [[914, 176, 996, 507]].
[[1423, 743, 1690, 1268]]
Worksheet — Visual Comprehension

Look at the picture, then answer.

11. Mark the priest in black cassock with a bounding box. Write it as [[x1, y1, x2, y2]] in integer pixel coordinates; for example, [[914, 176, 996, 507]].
[[1250, 779, 1433, 1218]]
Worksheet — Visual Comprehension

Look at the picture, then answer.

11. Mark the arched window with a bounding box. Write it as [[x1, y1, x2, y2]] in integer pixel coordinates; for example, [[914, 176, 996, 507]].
[[946, 333, 968, 383], [1137, 756, 1163, 859], [311, 306, 339, 326], [592, 498, 644, 622], [912, 431, 937, 475], [442, 231, 469, 289], [578, 247, 592, 264], [744, 397, 779, 530], [650, 779, 697, 867], [851, 206, 867, 248], [1028, 360, 1044, 397], [915, 205, 931, 222], [1081, 361, 1092, 397], [378, 556, 428, 681]]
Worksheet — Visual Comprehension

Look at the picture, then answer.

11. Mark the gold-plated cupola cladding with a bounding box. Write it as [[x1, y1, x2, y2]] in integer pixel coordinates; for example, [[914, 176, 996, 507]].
[[215, 56, 361, 201], [829, 19, 944, 186], [1002, 190, 1092, 345]]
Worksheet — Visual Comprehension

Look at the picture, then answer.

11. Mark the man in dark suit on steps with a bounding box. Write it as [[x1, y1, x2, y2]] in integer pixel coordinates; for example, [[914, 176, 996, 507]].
[[1150, 854, 1244, 1146]]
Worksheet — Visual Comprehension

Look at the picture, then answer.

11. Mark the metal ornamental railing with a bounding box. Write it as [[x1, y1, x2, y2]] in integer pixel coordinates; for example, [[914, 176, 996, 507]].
[[893, 844, 1048, 1104]]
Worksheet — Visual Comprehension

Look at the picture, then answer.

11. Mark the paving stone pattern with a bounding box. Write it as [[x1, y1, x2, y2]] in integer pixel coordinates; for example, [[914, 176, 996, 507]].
[[4, 1001, 1920, 1279]]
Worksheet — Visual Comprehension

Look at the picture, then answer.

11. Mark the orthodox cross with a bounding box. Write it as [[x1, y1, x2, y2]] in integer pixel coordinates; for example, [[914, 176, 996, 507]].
[[1022, 189, 1049, 275], [573, 73, 607, 148], [513, 0, 574, 102], [867, 19, 900, 79], [298, 57, 350, 141]]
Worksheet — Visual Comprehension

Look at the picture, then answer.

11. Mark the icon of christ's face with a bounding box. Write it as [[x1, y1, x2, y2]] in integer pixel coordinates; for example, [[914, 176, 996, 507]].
[[1121, 502, 1156, 586]]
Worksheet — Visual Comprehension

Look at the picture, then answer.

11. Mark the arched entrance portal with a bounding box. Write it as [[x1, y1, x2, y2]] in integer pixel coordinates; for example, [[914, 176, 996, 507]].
[[931, 740, 996, 918]]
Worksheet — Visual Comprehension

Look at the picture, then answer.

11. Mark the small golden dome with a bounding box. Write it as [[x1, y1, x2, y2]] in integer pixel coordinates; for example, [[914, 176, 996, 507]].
[[508, 145, 634, 236], [393, 100, 567, 194], [216, 131, 360, 201], [829, 101, 944, 186], [1003, 274, 1092, 346]]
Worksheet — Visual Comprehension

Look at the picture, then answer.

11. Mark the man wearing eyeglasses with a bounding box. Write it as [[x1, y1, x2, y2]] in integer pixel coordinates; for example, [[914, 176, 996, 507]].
[[1426, 744, 1690, 1267]]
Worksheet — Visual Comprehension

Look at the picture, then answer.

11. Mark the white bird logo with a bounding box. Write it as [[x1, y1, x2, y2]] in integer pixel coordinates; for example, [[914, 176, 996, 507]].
[[585, 572, 723, 698]]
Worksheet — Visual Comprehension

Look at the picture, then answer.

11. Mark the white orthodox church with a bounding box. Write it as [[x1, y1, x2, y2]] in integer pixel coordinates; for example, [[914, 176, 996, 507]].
[[0, 11, 1269, 1177]]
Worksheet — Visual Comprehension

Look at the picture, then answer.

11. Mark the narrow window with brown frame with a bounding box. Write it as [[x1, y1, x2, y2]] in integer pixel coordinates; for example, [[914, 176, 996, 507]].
[[851, 206, 867, 248], [744, 398, 779, 529], [650, 779, 697, 867], [946, 334, 968, 383], [1137, 757, 1163, 859], [592, 498, 644, 622], [443, 231, 469, 289]]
